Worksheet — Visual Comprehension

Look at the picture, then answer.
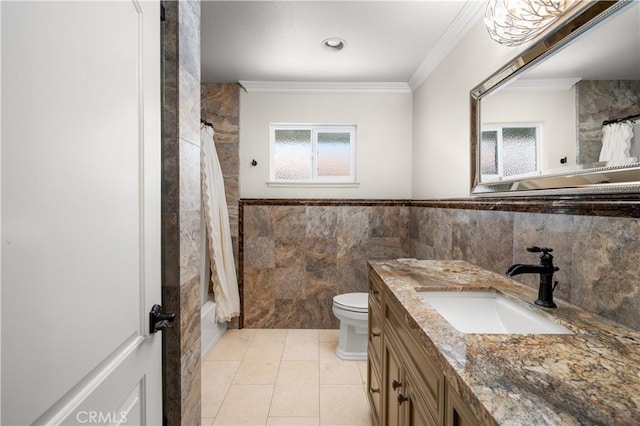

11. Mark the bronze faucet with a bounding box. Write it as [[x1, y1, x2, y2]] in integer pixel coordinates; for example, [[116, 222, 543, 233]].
[[507, 247, 559, 308]]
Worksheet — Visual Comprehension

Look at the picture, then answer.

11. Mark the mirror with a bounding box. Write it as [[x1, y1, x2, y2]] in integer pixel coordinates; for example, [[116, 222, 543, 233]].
[[471, 1, 640, 195]]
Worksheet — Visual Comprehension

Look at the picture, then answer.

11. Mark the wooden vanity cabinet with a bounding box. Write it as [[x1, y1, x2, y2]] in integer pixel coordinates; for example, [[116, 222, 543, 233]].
[[383, 333, 438, 426], [384, 304, 441, 426], [445, 382, 478, 426], [367, 274, 384, 426], [404, 363, 439, 426], [382, 340, 402, 425], [368, 272, 481, 426]]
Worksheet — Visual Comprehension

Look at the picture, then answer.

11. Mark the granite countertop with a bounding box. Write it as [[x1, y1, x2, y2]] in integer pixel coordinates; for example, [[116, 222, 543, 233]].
[[369, 259, 640, 425]]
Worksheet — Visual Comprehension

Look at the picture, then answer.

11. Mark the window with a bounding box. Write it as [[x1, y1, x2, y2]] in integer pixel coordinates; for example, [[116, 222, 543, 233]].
[[270, 124, 356, 185], [481, 124, 541, 181]]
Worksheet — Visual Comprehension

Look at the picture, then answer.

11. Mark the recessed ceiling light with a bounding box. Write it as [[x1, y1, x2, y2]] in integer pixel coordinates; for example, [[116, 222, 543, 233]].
[[322, 38, 346, 51]]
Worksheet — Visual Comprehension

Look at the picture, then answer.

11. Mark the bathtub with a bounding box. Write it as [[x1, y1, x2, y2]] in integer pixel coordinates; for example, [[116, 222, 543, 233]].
[[201, 300, 227, 359]]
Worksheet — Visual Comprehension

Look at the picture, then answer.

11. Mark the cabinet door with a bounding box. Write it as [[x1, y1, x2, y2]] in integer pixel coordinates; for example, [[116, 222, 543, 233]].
[[369, 298, 383, 365], [384, 342, 402, 426], [386, 299, 443, 421], [401, 368, 438, 426], [367, 355, 382, 426], [446, 384, 477, 426]]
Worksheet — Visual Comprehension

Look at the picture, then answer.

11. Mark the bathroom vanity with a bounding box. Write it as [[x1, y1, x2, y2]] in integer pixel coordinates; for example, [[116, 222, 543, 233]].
[[367, 259, 640, 425]]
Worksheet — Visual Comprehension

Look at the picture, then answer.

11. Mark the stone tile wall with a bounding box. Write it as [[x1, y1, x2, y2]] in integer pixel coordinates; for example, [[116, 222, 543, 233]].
[[241, 202, 639, 332], [201, 83, 240, 304], [242, 203, 410, 328], [161, 1, 201, 425], [410, 207, 640, 331]]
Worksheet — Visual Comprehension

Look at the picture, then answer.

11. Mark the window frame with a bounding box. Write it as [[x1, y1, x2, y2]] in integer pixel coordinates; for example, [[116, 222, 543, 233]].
[[480, 123, 542, 181], [269, 123, 357, 185]]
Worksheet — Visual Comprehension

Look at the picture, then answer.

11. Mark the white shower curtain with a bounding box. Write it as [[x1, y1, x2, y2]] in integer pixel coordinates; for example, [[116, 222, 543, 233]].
[[599, 121, 634, 164], [201, 125, 240, 322]]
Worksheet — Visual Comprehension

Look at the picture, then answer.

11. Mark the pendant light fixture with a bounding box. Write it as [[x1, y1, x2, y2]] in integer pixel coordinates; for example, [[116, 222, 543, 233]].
[[484, 0, 580, 47]]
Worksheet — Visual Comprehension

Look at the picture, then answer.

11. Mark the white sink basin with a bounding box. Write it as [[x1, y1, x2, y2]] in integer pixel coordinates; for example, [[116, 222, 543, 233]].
[[418, 291, 572, 335]]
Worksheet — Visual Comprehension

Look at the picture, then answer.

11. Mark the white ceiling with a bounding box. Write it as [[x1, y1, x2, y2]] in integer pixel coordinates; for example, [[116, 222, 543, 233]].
[[523, 1, 640, 81], [200, 1, 483, 87]]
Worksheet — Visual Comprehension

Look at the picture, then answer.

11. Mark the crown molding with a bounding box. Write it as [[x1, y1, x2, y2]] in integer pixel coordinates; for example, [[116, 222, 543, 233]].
[[408, 0, 487, 92], [239, 81, 412, 94]]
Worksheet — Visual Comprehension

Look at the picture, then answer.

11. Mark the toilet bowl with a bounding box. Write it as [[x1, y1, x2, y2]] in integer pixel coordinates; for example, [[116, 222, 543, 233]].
[[332, 292, 368, 361]]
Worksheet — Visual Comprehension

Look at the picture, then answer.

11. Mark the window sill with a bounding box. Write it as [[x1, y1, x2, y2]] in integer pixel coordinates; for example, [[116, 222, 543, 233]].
[[266, 181, 360, 188]]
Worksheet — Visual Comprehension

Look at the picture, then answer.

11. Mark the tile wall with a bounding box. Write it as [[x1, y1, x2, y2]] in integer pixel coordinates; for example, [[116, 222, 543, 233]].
[[241, 202, 640, 332], [161, 1, 202, 425], [201, 83, 240, 296], [410, 207, 640, 331], [242, 203, 410, 328]]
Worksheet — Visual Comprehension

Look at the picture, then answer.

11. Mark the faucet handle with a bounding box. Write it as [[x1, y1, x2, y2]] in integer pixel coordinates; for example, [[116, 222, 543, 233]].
[[527, 246, 553, 254]]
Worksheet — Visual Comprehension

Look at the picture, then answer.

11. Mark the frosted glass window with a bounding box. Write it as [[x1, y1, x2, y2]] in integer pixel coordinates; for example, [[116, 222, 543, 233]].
[[480, 124, 540, 180], [270, 124, 356, 183], [503, 128, 537, 176], [274, 129, 312, 179], [481, 130, 498, 175], [317, 132, 350, 176]]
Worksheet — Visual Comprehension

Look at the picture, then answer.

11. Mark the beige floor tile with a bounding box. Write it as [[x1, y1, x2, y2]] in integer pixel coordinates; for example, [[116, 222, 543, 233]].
[[318, 329, 339, 343], [267, 417, 320, 425], [202, 361, 241, 418], [357, 361, 368, 385], [205, 329, 255, 361], [283, 330, 319, 360], [252, 328, 288, 342], [269, 382, 320, 417], [320, 385, 371, 426], [202, 329, 373, 426], [320, 357, 363, 385], [213, 384, 274, 425], [276, 360, 319, 385], [287, 329, 319, 341], [244, 339, 285, 361], [319, 341, 339, 361], [233, 358, 280, 385]]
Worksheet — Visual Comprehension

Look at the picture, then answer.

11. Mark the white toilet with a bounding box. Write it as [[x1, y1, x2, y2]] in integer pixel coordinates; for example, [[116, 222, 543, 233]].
[[332, 292, 369, 361]]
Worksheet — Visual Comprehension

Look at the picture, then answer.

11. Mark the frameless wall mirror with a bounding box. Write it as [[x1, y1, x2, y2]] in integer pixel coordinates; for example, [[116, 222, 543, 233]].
[[471, 1, 640, 195]]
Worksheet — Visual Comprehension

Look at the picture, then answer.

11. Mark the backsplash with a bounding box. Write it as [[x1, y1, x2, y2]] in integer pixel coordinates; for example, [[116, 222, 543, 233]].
[[242, 202, 410, 328], [241, 201, 640, 331], [410, 206, 640, 331]]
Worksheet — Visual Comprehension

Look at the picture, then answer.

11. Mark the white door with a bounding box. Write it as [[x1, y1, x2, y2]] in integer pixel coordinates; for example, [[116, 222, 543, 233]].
[[1, 1, 163, 425]]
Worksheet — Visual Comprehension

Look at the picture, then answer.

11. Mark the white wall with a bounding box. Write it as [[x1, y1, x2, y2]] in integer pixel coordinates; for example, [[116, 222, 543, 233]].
[[240, 91, 412, 199], [412, 20, 527, 198], [482, 88, 577, 171]]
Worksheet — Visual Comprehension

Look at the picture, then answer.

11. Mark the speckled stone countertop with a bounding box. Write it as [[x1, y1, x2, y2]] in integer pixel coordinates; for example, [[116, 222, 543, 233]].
[[369, 259, 640, 425]]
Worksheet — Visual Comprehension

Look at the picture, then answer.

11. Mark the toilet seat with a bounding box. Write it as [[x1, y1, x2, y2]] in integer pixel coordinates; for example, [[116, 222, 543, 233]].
[[333, 292, 368, 313]]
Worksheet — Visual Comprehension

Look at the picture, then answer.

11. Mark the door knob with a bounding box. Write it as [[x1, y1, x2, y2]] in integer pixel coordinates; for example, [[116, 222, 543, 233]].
[[149, 304, 176, 334]]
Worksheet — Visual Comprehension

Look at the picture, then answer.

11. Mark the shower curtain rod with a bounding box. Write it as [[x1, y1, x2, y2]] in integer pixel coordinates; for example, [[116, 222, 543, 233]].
[[201, 118, 214, 128], [603, 113, 640, 126]]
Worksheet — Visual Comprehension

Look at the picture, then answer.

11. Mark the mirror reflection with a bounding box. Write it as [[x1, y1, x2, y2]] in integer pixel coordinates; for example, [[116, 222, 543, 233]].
[[478, 1, 640, 185]]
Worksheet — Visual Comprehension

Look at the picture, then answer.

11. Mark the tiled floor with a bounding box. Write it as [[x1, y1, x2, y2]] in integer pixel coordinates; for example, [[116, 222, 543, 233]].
[[201, 329, 372, 426]]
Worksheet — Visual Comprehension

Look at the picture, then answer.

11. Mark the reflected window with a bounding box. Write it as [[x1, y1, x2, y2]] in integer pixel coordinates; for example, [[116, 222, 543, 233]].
[[481, 124, 540, 180], [271, 124, 356, 183]]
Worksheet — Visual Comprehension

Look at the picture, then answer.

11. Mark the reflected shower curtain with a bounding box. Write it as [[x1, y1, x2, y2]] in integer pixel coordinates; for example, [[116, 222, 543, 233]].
[[201, 125, 240, 322], [599, 121, 634, 164]]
